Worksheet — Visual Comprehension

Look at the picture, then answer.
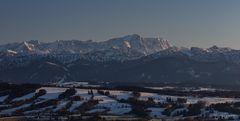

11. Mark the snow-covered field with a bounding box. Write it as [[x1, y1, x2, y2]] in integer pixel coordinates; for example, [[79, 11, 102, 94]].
[[12, 93, 35, 102], [37, 87, 67, 100], [89, 90, 132, 115], [186, 96, 240, 105], [139, 92, 240, 105], [0, 86, 240, 120], [108, 90, 132, 100], [147, 107, 166, 118], [0, 95, 8, 102], [0, 87, 133, 116]]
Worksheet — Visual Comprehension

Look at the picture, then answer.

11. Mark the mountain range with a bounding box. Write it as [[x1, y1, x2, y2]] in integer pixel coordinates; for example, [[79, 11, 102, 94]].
[[1, 34, 240, 88]]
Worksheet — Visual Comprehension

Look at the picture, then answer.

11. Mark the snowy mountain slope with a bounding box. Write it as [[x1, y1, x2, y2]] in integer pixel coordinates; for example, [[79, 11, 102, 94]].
[[0, 34, 172, 70], [2, 35, 240, 86], [2, 34, 240, 64], [0, 34, 171, 57]]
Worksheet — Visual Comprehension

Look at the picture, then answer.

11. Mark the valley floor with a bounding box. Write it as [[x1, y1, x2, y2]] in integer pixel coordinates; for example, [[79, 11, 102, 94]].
[[0, 83, 240, 121]]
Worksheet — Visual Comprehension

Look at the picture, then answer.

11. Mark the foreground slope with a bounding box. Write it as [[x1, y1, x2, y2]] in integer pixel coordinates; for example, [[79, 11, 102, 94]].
[[1, 83, 240, 120]]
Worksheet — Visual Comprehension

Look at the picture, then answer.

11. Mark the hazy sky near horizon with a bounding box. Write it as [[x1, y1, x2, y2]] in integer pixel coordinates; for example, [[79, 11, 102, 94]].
[[0, 0, 240, 48]]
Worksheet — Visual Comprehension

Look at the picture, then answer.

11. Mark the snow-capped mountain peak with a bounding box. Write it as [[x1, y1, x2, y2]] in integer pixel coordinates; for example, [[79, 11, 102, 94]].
[[14, 41, 36, 53], [0, 34, 172, 63], [121, 34, 141, 40]]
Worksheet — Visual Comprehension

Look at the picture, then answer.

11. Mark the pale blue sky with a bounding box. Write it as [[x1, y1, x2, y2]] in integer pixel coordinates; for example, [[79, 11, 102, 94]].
[[0, 0, 240, 48]]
